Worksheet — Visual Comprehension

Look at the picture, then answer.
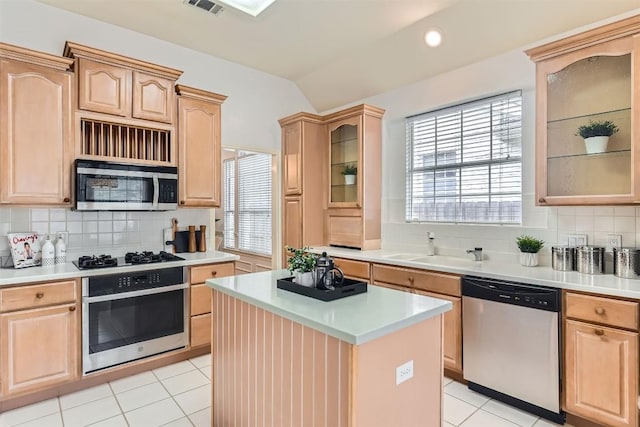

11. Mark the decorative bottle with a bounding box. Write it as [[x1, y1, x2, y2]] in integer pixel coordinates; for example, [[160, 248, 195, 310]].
[[41, 235, 55, 267], [55, 233, 67, 264], [188, 226, 197, 253], [198, 225, 207, 252]]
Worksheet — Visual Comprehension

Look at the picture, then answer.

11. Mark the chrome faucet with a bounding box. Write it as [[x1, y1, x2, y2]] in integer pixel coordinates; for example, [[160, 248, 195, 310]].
[[466, 247, 483, 261]]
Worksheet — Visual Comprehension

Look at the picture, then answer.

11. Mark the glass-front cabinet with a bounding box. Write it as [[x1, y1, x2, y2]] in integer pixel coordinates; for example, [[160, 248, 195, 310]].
[[526, 17, 640, 205], [329, 116, 361, 207]]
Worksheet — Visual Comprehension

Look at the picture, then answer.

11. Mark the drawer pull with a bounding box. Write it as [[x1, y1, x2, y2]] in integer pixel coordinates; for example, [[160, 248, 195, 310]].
[[408, 276, 414, 284], [595, 307, 605, 315], [594, 329, 604, 336], [36, 292, 44, 299], [211, 271, 217, 276], [69, 306, 76, 312]]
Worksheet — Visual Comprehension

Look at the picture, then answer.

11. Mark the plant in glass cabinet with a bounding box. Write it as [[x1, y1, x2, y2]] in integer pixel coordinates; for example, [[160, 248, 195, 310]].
[[515, 235, 545, 253], [575, 120, 619, 138], [285, 246, 318, 273], [341, 164, 357, 176]]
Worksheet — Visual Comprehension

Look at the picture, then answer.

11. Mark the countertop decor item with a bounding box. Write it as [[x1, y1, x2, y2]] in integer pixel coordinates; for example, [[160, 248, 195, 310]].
[[575, 120, 619, 154], [7, 232, 42, 268], [341, 163, 357, 185], [41, 235, 55, 267], [188, 226, 197, 253], [285, 246, 319, 286], [516, 235, 544, 267]]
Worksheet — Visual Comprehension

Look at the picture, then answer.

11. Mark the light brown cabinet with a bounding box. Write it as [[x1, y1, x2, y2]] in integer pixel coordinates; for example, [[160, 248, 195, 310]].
[[176, 85, 227, 207], [188, 262, 234, 348], [77, 58, 130, 117], [279, 113, 326, 265], [526, 16, 640, 205], [564, 292, 638, 427], [325, 105, 384, 249], [372, 263, 463, 373], [0, 43, 74, 206], [0, 279, 79, 396]]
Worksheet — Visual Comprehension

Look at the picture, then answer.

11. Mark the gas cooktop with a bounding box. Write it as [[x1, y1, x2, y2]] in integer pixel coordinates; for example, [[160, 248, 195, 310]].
[[73, 251, 184, 270]]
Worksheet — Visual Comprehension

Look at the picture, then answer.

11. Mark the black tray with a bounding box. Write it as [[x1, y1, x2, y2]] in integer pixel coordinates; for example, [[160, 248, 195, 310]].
[[276, 276, 367, 302]]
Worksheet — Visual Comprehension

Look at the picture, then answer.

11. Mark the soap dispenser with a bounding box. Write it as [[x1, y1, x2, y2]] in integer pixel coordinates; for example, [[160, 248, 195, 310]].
[[426, 232, 435, 256], [55, 233, 67, 264], [42, 235, 55, 267]]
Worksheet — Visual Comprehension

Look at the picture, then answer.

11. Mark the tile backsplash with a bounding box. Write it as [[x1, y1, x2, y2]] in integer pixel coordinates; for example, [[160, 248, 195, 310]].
[[0, 207, 212, 265]]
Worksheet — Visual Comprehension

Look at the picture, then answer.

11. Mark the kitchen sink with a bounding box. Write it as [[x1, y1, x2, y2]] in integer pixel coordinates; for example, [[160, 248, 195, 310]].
[[410, 255, 477, 266], [381, 253, 423, 260]]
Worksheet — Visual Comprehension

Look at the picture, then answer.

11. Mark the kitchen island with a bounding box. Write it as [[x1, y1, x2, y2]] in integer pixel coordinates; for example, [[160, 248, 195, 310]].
[[206, 269, 452, 427]]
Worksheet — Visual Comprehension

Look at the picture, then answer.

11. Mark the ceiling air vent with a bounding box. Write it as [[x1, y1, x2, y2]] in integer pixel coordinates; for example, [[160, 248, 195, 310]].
[[184, 0, 224, 15]]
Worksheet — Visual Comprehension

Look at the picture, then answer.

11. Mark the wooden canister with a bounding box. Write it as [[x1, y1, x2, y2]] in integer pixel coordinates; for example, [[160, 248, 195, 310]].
[[188, 226, 197, 253], [199, 225, 207, 252]]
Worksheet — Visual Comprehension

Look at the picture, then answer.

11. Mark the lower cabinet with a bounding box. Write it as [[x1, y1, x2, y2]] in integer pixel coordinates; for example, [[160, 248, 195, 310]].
[[188, 262, 235, 348], [0, 280, 79, 396], [564, 291, 639, 427]]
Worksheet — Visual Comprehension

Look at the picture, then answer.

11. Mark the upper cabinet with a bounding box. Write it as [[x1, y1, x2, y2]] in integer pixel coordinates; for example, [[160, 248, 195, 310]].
[[0, 43, 74, 206], [526, 16, 640, 205], [176, 85, 227, 208], [328, 115, 360, 208], [65, 42, 182, 166]]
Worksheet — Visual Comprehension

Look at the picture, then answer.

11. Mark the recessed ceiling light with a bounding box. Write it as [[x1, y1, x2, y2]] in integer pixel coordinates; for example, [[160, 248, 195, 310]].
[[424, 29, 442, 47], [218, 0, 276, 16]]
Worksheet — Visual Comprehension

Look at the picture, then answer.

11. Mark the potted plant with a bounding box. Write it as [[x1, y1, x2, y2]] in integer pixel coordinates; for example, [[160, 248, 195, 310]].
[[285, 246, 318, 286], [342, 164, 357, 185], [516, 235, 544, 267], [575, 120, 619, 154]]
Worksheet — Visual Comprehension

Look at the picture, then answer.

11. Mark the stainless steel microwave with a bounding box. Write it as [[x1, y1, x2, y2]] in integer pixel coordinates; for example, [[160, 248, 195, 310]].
[[75, 159, 178, 211]]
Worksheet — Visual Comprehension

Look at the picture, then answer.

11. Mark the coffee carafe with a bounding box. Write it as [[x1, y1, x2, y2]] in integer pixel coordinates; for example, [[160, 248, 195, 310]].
[[314, 252, 344, 290]]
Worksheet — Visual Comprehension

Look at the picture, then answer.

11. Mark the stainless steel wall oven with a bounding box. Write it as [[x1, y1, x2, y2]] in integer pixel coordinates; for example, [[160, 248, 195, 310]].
[[82, 266, 189, 374]]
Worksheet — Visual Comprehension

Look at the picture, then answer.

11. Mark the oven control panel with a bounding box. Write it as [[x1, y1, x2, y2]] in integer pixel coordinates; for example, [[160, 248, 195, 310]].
[[86, 266, 185, 297]]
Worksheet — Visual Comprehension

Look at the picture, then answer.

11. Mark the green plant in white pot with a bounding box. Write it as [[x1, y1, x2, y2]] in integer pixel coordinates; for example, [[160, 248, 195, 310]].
[[342, 164, 357, 185], [516, 235, 544, 267], [575, 120, 619, 154], [286, 246, 318, 286]]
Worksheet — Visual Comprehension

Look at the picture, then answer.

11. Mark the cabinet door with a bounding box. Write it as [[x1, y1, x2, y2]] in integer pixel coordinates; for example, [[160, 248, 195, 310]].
[[1, 303, 78, 395], [78, 58, 130, 117], [533, 34, 639, 205], [328, 116, 362, 208], [132, 71, 174, 123], [191, 313, 211, 348], [414, 290, 462, 373], [565, 319, 638, 427], [283, 121, 303, 195], [0, 60, 73, 205], [283, 197, 302, 266], [178, 96, 221, 207]]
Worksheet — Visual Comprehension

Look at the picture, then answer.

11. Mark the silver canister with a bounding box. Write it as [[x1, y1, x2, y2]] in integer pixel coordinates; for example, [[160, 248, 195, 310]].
[[551, 246, 575, 271], [613, 247, 640, 279], [576, 246, 605, 275]]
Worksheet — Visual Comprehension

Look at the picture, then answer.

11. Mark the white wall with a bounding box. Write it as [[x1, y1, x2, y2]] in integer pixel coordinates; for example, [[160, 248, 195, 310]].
[[339, 48, 640, 264], [0, 0, 314, 261]]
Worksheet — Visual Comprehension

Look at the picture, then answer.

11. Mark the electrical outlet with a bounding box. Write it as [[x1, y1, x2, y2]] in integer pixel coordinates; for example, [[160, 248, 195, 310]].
[[607, 234, 622, 252], [396, 360, 414, 385], [567, 234, 587, 246]]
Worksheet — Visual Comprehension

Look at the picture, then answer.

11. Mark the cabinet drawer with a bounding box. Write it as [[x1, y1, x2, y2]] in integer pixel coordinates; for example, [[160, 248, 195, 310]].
[[372, 264, 461, 297], [191, 284, 212, 316], [566, 292, 638, 330], [333, 257, 370, 280], [190, 262, 235, 284], [0, 280, 77, 312], [190, 313, 211, 348], [374, 282, 412, 292]]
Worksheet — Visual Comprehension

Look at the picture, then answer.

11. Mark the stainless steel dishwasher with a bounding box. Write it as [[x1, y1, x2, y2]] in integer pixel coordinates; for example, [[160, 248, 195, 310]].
[[462, 276, 565, 424]]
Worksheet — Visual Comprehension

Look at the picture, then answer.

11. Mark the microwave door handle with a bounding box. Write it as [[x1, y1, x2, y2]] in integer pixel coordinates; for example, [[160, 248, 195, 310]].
[[152, 174, 159, 209]]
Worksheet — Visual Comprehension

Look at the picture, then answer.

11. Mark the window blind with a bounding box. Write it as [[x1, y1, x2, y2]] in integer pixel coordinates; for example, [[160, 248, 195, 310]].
[[405, 91, 522, 224], [223, 151, 272, 255]]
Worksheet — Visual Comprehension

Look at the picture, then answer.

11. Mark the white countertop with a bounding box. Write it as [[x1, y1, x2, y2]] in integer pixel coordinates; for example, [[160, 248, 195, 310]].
[[312, 246, 640, 300], [0, 251, 239, 287], [205, 269, 452, 345]]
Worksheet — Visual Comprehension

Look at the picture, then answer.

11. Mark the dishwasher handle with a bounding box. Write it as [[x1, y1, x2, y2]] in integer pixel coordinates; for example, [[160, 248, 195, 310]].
[[462, 276, 560, 312]]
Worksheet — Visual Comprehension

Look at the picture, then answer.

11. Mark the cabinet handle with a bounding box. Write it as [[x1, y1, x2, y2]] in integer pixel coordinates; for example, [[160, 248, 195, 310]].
[[408, 276, 414, 284], [594, 329, 604, 336], [211, 271, 217, 276], [69, 306, 76, 312], [63, 197, 70, 203], [36, 292, 44, 299], [538, 197, 546, 203], [180, 201, 186, 205], [595, 307, 605, 315]]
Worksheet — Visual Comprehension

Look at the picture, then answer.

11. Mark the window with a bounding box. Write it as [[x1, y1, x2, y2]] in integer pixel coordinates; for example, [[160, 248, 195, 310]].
[[405, 91, 522, 224], [223, 150, 273, 255]]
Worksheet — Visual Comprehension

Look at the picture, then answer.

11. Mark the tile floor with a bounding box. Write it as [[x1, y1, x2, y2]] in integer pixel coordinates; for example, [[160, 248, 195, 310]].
[[1, 357, 572, 427]]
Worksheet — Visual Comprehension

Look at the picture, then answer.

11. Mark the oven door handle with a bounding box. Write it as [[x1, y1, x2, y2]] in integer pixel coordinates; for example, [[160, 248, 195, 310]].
[[83, 282, 189, 303], [152, 174, 159, 210]]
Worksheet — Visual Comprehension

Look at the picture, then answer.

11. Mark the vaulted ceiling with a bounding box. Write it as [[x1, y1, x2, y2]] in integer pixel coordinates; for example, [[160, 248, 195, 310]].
[[35, 0, 639, 112]]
